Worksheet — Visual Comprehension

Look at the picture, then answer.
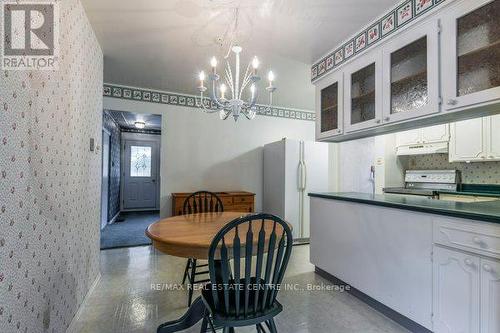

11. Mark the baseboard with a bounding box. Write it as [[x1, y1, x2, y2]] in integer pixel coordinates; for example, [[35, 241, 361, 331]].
[[66, 272, 101, 333], [315, 267, 433, 333], [108, 211, 121, 225]]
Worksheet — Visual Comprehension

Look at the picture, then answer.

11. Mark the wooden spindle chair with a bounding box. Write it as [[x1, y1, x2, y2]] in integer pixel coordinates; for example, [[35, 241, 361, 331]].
[[200, 213, 293, 333], [182, 191, 224, 306]]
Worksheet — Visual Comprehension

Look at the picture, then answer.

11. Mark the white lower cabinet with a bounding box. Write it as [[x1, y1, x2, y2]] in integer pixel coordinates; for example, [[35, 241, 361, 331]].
[[481, 258, 500, 333], [433, 246, 500, 333], [433, 246, 480, 333]]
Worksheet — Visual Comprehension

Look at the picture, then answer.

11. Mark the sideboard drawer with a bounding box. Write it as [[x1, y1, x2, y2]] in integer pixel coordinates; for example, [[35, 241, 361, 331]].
[[234, 196, 253, 204], [221, 197, 234, 206], [433, 217, 500, 259]]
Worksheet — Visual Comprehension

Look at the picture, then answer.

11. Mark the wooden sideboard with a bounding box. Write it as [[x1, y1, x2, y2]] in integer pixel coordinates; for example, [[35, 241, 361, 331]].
[[171, 191, 255, 216]]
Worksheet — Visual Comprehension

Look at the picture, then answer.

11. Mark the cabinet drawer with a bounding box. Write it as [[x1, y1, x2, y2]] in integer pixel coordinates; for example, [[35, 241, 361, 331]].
[[233, 196, 253, 204], [433, 217, 500, 259]]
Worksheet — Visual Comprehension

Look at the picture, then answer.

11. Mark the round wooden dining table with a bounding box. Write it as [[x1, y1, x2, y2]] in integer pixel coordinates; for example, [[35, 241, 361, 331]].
[[146, 211, 255, 260], [146, 211, 291, 333]]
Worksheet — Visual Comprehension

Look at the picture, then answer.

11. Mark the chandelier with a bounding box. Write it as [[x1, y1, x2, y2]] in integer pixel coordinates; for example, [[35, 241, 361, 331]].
[[195, 6, 277, 121], [197, 46, 276, 121]]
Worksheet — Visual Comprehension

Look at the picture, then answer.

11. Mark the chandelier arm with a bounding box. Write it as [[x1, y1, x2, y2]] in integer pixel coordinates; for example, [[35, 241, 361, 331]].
[[225, 61, 235, 99], [239, 62, 253, 100], [197, 91, 221, 114]]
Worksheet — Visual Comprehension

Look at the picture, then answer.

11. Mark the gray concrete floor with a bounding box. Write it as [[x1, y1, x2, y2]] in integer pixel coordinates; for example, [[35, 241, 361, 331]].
[[74, 245, 410, 333]]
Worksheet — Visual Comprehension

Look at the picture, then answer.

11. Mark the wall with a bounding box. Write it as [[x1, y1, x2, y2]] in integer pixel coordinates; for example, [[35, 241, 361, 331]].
[[334, 137, 376, 193], [104, 97, 316, 217], [406, 154, 500, 184], [0, 1, 103, 332], [103, 111, 121, 220]]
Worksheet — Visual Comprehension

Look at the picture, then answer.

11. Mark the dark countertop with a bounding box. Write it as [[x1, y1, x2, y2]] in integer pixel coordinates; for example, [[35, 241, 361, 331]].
[[438, 184, 500, 198], [308, 192, 500, 224]]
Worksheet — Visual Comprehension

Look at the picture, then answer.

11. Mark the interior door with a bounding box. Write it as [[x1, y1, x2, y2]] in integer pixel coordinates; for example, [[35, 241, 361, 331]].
[[123, 140, 158, 209], [101, 130, 110, 229]]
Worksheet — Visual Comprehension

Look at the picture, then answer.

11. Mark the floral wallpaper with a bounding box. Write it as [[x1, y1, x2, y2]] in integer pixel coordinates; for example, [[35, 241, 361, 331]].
[[407, 154, 500, 184], [103, 111, 121, 221], [0, 1, 103, 332]]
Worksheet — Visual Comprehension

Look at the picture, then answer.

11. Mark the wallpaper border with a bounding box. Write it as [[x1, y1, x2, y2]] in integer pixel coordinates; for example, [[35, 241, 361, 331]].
[[311, 0, 446, 82], [103, 83, 316, 122]]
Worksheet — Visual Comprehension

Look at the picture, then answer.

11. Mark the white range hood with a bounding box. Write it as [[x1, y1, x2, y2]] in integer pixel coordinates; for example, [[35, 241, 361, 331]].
[[396, 142, 449, 156]]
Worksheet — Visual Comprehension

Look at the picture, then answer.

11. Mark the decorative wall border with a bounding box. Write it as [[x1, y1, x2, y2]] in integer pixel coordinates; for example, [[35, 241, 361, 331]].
[[311, 0, 445, 82], [103, 84, 316, 122]]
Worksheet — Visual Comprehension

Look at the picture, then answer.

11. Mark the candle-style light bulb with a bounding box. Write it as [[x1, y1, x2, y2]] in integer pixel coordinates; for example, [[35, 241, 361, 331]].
[[252, 57, 259, 75], [199, 71, 205, 87], [268, 70, 275, 83], [220, 83, 227, 99], [210, 57, 217, 68], [210, 57, 217, 74]]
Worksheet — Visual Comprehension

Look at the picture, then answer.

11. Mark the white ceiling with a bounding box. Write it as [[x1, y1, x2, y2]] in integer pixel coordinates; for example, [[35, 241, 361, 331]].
[[82, 0, 399, 110]]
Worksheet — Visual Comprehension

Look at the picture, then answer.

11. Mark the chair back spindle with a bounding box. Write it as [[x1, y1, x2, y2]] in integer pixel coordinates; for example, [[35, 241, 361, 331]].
[[183, 191, 224, 215], [207, 213, 293, 319]]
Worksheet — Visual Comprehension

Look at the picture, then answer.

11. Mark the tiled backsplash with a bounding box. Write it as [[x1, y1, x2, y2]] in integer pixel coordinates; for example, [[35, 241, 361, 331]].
[[406, 154, 500, 184]]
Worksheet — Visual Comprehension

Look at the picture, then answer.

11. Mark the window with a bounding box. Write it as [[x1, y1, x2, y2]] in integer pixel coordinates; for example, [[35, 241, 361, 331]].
[[130, 146, 151, 177]]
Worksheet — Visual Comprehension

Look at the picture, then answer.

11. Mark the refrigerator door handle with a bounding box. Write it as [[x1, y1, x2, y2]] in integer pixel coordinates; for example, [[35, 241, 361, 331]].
[[298, 161, 306, 191]]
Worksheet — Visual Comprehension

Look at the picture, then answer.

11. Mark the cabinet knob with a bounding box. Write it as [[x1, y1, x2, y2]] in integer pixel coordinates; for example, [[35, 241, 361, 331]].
[[472, 236, 482, 244], [481, 156, 486, 159], [375, 119, 381, 124], [384, 117, 390, 121], [488, 156, 494, 159], [483, 264, 493, 272], [447, 99, 458, 106], [464, 258, 474, 267]]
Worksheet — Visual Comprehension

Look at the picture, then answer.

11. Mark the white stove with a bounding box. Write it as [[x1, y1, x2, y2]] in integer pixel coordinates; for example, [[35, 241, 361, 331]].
[[384, 170, 461, 197]]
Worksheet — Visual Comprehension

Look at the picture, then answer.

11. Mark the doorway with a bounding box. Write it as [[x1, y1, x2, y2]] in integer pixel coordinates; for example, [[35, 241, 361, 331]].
[[101, 129, 111, 230], [122, 136, 160, 210], [100, 110, 162, 250]]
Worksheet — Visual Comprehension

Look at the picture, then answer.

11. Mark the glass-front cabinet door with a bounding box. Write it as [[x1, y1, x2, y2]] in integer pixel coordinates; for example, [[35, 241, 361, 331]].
[[315, 71, 343, 140], [382, 20, 440, 123], [442, 0, 500, 111], [344, 50, 383, 132]]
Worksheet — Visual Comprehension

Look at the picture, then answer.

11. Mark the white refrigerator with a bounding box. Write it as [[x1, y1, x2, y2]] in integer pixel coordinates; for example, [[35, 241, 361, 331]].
[[263, 138, 329, 241]]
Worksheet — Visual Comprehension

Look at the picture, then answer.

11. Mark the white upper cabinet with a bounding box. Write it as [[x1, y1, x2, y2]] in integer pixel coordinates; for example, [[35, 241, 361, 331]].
[[442, 0, 500, 112], [421, 124, 450, 143], [382, 19, 440, 124], [449, 115, 500, 162], [449, 117, 486, 162], [316, 71, 343, 140], [344, 50, 383, 133], [396, 124, 449, 147], [485, 114, 500, 159]]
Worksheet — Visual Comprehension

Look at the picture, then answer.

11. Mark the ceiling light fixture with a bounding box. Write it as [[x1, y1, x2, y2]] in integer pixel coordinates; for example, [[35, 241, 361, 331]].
[[196, 8, 277, 121], [134, 121, 146, 129]]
